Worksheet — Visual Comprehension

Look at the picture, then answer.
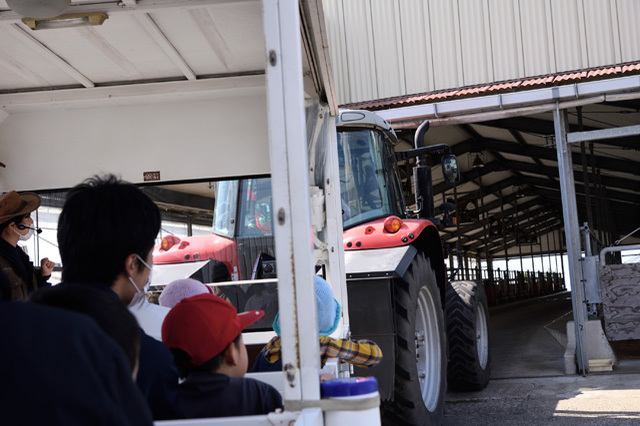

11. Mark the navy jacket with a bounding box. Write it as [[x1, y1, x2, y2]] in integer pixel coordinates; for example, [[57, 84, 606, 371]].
[[58, 282, 180, 420], [177, 371, 283, 418], [0, 301, 153, 426], [137, 329, 180, 419]]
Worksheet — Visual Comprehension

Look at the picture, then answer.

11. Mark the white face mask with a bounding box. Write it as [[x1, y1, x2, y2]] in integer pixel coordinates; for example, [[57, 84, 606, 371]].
[[128, 254, 152, 308], [16, 227, 35, 241]]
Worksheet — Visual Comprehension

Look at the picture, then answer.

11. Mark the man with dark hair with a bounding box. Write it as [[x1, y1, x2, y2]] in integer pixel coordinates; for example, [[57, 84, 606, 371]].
[[162, 293, 283, 418], [0, 191, 54, 300], [57, 174, 179, 420]]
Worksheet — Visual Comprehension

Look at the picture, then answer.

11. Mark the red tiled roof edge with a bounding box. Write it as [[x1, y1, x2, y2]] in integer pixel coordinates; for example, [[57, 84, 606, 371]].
[[341, 61, 640, 110]]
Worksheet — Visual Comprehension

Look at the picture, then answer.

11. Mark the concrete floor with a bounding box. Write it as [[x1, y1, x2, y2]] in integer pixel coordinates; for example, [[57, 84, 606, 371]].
[[443, 292, 640, 425], [489, 291, 574, 379]]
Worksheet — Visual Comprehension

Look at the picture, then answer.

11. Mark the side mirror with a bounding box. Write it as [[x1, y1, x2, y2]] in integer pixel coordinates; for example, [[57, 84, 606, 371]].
[[442, 155, 460, 185]]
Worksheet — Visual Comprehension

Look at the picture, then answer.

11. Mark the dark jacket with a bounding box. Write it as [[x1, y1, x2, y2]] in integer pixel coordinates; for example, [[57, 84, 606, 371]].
[[59, 282, 180, 420], [0, 301, 153, 426], [137, 329, 181, 419], [0, 239, 49, 300], [177, 371, 283, 419]]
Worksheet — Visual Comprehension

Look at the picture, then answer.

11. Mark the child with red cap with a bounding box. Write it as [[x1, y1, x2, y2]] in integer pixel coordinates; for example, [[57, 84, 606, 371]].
[[161, 293, 283, 418]]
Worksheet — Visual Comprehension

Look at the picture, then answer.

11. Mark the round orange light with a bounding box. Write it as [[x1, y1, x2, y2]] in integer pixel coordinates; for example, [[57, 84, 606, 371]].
[[161, 235, 180, 251], [383, 216, 403, 233]]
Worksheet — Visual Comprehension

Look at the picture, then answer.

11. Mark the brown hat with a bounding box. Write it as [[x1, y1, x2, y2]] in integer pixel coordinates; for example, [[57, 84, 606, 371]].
[[0, 191, 41, 225]]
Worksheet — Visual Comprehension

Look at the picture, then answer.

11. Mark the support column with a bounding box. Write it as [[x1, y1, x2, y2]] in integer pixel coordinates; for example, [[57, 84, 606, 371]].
[[554, 106, 589, 374]]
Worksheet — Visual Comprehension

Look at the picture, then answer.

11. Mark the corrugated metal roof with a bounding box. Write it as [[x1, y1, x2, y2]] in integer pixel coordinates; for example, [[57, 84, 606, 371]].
[[341, 61, 640, 110]]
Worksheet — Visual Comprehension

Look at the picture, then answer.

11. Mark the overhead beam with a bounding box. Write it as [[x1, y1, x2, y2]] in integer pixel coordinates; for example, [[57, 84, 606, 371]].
[[478, 137, 639, 175], [135, 13, 197, 81], [502, 159, 640, 192], [463, 210, 557, 252], [0, 0, 259, 22], [567, 124, 640, 144], [0, 74, 264, 112], [488, 220, 564, 256], [520, 175, 636, 206], [532, 187, 637, 227], [5, 24, 94, 88]]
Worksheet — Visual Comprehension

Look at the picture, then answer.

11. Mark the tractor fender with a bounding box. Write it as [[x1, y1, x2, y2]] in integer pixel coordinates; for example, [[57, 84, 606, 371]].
[[344, 239, 447, 402]]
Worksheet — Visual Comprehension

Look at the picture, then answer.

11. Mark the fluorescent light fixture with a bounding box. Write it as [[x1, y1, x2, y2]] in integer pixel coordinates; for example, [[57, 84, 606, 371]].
[[22, 12, 109, 30]]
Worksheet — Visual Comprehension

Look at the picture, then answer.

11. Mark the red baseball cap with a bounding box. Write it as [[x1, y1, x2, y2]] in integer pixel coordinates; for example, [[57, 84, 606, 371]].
[[161, 293, 264, 366]]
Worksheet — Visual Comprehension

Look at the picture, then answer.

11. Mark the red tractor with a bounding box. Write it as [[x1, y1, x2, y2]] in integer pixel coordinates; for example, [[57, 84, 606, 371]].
[[153, 110, 491, 425]]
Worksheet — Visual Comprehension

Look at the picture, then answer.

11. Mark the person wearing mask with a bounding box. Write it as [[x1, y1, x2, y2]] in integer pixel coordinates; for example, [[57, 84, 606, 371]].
[[56, 174, 180, 420], [0, 191, 54, 300]]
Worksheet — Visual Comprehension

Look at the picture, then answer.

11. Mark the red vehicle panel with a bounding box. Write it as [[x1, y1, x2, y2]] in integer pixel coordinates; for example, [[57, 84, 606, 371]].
[[343, 217, 437, 250], [153, 234, 240, 279]]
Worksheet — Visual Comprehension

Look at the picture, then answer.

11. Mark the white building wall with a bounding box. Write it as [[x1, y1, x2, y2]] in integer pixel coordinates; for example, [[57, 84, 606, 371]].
[[324, 0, 640, 104], [618, 0, 640, 62]]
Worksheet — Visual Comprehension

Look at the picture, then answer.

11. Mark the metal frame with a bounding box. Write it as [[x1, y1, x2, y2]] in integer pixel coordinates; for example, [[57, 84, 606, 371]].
[[262, 0, 320, 404], [553, 105, 589, 374]]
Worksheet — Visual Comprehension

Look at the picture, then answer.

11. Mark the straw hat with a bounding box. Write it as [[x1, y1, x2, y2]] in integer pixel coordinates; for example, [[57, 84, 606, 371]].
[[0, 191, 41, 225]]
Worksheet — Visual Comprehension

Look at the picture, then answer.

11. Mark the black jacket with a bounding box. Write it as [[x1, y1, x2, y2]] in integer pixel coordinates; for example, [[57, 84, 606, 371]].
[[0, 301, 153, 426], [0, 239, 49, 300], [58, 281, 180, 420], [177, 371, 283, 418]]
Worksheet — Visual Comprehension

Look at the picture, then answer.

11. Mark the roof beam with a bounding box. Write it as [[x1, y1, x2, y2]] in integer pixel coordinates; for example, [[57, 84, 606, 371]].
[[466, 211, 558, 252], [502, 159, 640, 192], [568, 124, 640, 144], [135, 13, 197, 80], [488, 220, 564, 256], [5, 24, 94, 88], [519, 174, 637, 206], [0, 0, 259, 22], [0, 74, 264, 112], [478, 137, 639, 176]]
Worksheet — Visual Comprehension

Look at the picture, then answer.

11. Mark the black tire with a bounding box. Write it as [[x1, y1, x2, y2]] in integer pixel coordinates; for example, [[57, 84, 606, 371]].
[[446, 280, 491, 391], [382, 253, 446, 426]]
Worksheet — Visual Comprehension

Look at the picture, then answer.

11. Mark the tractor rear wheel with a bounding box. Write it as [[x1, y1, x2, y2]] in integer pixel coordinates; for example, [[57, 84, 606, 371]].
[[446, 280, 491, 391], [382, 253, 446, 426]]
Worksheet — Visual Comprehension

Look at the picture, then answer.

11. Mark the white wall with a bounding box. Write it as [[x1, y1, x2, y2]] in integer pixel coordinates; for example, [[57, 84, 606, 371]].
[[0, 90, 269, 192]]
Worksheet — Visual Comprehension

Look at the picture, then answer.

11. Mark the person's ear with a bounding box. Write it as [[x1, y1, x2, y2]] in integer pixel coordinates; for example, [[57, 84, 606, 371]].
[[223, 343, 238, 366], [123, 253, 138, 277]]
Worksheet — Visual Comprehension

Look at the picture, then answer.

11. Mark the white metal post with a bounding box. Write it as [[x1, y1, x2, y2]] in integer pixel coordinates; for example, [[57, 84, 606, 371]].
[[553, 105, 589, 374], [262, 0, 321, 404], [317, 108, 350, 332]]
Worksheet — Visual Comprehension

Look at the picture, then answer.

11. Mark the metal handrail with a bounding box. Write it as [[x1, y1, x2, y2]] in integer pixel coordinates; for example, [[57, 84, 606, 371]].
[[600, 244, 640, 265]]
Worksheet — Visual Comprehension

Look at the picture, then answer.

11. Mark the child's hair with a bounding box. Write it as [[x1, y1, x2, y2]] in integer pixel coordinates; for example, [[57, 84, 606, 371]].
[[170, 334, 242, 379]]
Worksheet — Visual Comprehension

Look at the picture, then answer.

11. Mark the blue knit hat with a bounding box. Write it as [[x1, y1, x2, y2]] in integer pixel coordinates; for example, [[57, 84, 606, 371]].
[[273, 275, 341, 336]]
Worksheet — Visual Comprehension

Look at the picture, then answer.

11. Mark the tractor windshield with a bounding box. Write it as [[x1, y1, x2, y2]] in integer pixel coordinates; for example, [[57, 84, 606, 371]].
[[212, 180, 238, 238], [212, 178, 274, 238], [338, 128, 405, 229]]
